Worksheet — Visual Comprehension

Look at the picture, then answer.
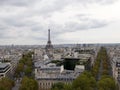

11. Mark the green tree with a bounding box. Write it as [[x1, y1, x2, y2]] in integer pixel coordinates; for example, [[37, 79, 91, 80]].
[[97, 76, 117, 90], [51, 82, 73, 90], [15, 51, 34, 78], [63, 84, 72, 90], [19, 76, 38, 90], [24, 66, 32, 76], [15, 63, 24, 77], [26, 59, 32, 66], [0, 77, 14, 90], [72, 71, 96, 90], [51, 82, 65, 90]]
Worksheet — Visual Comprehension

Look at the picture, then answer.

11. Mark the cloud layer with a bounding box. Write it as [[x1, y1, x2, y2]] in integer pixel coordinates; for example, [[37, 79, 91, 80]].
[[0, 0, 120, 45]]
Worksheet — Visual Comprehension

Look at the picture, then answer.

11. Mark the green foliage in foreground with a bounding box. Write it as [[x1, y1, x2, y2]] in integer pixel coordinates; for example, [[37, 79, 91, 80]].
[[73, 71, 96, 90], [0, 77, 14, 90], [97, 75, 117, 90], [19, 76, 38, 90], [51, 82, 72, 90]]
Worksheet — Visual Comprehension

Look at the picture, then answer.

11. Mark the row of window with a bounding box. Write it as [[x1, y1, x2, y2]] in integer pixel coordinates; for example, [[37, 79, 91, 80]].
[[39, 81, 70, 89], [40, 82, 52, 86], [38, 78, 74, 81]]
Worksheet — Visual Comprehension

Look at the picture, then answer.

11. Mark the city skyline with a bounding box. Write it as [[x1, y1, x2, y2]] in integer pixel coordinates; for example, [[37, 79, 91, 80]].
[[0, 0, 120, 45]]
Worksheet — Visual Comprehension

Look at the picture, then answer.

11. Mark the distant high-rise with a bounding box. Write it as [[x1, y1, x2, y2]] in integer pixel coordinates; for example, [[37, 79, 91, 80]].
[[45, 29, 53, 49]]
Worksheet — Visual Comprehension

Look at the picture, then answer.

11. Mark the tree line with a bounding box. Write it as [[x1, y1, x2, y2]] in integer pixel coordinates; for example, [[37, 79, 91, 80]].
[[15, 51, 38, 90], [15, 52, 34, 77], [92, 47, 111, 78]]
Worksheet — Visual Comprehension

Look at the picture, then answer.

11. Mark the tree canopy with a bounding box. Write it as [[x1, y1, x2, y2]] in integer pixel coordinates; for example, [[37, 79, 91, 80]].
[[19, 76, 38, 90], [15, 52, 34, 78], [0, 77, 14, 90], [72, 71, 96, 90]]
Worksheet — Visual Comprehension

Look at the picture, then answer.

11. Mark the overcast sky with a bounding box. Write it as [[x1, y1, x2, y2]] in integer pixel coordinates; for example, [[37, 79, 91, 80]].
[[0, 0, 120, 45]]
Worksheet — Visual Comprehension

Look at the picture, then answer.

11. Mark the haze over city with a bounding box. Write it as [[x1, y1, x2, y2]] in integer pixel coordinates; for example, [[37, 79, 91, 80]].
[[0, 0, 120, 45]]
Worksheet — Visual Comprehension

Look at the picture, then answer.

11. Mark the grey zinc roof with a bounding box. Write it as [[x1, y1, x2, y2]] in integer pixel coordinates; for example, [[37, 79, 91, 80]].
[[0, 63, 8, 69]]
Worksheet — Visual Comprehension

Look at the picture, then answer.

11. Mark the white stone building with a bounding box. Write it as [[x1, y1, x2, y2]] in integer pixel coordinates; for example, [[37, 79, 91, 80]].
[[35, 62, 85, 90]]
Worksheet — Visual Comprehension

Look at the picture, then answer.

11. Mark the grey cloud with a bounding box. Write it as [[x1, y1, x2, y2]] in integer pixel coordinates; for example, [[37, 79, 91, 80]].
[[36, 0, 117, 15], [0, 0, 116, 5], [48, 15, 108, 35], [65, 19, 108, 31], [3, 18, 37, 27], [0, 0, 35, 6], [31, 36, 47, 41], [52, 0, 118, 8], [0, 25, 8, 30], [0, 0, 117, 19], [31, 25, 45, 32], [0, 29, 10, 38], [46, 18, 108, 38]]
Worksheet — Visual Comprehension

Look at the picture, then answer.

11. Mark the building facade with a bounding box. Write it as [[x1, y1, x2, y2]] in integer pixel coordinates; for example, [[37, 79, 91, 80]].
[[0, 63, 11, 79]]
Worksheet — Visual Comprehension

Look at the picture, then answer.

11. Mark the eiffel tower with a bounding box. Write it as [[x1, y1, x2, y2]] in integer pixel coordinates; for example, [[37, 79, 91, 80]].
[[45, 29, 53, 49]]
